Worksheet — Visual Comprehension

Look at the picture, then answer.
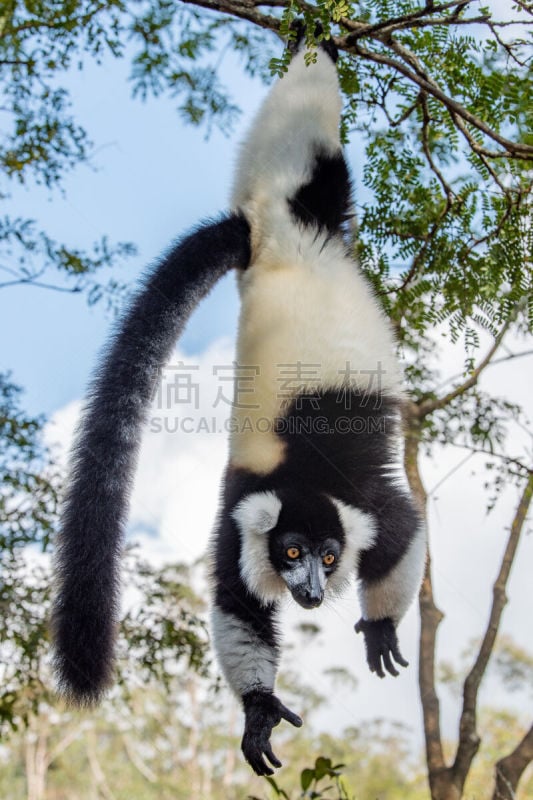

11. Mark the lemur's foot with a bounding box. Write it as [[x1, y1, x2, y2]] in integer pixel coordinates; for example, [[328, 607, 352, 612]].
[[355, 617, 409, 678], [287, 19, 306, 55], [241, 689, 303, 776], [314, 21, 339, 63], [287, 19, 339, 63]]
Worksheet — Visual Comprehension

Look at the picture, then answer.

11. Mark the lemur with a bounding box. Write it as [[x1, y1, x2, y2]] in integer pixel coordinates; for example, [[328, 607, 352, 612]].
[[52, 23, 426, 777]]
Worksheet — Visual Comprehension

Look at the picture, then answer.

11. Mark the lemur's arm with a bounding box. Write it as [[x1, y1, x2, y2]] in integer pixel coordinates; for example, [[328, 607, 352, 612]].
[[356, 487, 426, 678], [212, 510, 302, 776], [52, 214, 250, 705]]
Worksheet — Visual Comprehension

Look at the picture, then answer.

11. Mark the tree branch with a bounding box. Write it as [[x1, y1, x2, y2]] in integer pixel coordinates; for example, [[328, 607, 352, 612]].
[[46, 726, 82, 769], [443, 442, 532, 477], [171, 0, 533, 162], [122, 734, 157, 783], [180, 0, 281, 33], [341, 0, 479, 40], [0, 278, 82, 293], [493, 724, 533, 800], [453, 472, 533, 789], [339, 37, 533, 160], [433, 349, 533, 395]]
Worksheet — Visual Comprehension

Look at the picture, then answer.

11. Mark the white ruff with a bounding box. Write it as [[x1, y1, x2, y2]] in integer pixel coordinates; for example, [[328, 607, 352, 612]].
[[232, 491, 286, 605], [327, 499, 377, 597]]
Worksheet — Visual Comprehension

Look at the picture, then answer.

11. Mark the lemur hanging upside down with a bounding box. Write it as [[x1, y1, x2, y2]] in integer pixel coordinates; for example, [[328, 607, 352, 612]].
[[52, 23, 426, 777]]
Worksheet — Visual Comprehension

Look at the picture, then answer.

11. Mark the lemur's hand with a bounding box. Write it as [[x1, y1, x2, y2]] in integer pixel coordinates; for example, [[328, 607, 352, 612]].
[[355, 617, 409, 678], [241, 689, 302, 776]]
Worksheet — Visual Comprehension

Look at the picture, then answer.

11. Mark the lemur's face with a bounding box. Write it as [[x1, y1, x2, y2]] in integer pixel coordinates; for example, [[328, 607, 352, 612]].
[[232, 489, 347, 607], [268, 530, 342, 608]]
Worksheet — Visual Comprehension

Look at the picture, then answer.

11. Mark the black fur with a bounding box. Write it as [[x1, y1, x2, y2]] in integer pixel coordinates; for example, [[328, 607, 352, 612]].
[[289, 149, 352, 235], [219, 390, 419, 583], [242, 689, 303, 776], [275, 390, 420, 580], [51, 213, 251, 704], [288, 19, 339, 64], [213, 504, 279, 650], [355, 617, 409, 678], [211, 386, 419, 652]]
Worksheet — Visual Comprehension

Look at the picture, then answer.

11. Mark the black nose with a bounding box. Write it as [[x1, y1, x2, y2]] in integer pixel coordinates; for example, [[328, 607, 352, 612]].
[[296, 589, 323, 609]]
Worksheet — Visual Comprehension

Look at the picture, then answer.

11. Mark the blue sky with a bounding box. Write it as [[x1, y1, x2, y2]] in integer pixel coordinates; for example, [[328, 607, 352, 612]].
[[1, 32, 376, 418], [1, 45, 270, 416]]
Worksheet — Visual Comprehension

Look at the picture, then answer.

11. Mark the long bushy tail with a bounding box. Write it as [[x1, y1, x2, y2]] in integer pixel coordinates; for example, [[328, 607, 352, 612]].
[[51, 212, 251, 705]]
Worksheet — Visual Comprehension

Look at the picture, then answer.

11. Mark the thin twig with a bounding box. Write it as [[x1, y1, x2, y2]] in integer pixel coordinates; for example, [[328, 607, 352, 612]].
[[0, 279, 82, 293], [443, 442, 532, 476], [434, 349, 533, 394], [418, 303, 524, 417]]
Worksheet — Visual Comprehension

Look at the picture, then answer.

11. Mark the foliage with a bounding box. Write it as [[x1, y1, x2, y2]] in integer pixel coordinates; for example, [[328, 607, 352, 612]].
[[0, 373, 59, 554], [256, 756, 352, 800], [0, 1, 139, 300], [493, 635, 533, 696], [2, 2, 532, 334], [0, 662, 431, 799], [0, 550, 209, 738]]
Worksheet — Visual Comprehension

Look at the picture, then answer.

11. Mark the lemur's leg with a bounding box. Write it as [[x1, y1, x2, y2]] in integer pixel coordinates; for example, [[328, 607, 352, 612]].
[[356, 486, 426, 678], [211, 505, 302, 776], [285, 25, 350, 237]]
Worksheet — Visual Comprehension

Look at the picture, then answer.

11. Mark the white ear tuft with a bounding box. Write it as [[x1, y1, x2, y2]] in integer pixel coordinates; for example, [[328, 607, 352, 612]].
[[330, 498, 377, 551], [232, 491, 282, 536]]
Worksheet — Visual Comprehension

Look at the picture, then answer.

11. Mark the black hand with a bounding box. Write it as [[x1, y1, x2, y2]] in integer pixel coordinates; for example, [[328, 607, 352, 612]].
[[241, 689, 303, 776], [355, 617, 409, 678]]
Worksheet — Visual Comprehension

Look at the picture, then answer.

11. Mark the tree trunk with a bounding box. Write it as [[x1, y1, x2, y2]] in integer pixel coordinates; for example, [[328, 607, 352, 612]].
[[405, 404, 450, 799]]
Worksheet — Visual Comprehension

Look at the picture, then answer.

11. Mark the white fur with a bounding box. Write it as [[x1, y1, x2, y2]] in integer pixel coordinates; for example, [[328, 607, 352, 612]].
[[232, 491, 282, 535], [210, 607, 278, 696], [229, 241, 403, 473], [232, 492, 286, 605], [226, 44, 404, 475], [232, 48, 342, 224], [359, 521, 427, 623], [280, 561, 311, 592], [327, 499, 377, 596]]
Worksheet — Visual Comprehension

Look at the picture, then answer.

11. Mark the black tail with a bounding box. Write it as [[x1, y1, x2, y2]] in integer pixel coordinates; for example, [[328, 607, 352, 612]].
[[51, 212, 251, 705]]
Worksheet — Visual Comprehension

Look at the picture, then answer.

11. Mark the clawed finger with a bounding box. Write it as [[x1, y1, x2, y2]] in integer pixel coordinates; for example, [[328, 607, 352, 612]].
[[244, 745, 275, 777], [265, 744, 282, 769], [391, 644, 409, 668], [369, 653, 385, 678], [255, 757, 274, 777], [382, 649, 399, 677]]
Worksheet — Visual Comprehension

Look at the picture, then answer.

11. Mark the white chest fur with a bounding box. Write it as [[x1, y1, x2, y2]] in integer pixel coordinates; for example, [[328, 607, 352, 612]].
[[229, 234, 403, 474]]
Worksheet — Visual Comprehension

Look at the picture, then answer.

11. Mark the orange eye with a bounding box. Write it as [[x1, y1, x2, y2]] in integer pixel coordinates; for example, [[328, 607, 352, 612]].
[[323, 553, 335, 567], [286, 547, 300, 559]]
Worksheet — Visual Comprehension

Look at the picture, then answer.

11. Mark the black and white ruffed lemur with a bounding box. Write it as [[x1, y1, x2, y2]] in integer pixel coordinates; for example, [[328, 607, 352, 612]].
[[52, 24, 426, 777]]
